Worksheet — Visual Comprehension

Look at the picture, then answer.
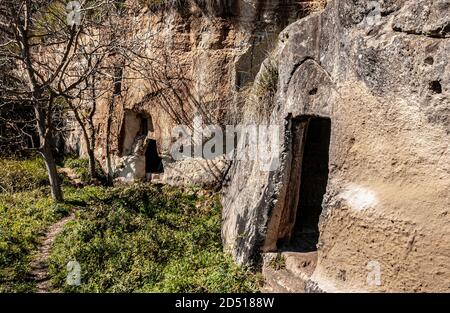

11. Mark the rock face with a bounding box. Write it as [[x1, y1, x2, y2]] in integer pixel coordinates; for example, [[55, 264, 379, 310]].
[[68, 0, 450, 292], [222, 0, 450, 292], [74, 0, 307, 187]]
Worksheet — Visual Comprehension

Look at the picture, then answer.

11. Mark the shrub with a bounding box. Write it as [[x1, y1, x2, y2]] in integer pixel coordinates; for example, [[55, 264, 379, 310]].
[[154, 251, 261, 292], [0, 158, 49, 193], [254, 58, 278, 100]]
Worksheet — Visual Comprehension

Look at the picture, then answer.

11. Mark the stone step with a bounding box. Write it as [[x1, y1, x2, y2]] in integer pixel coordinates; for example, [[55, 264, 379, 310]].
[[283, 251, 317, 280], [261, 251, 318, 293], [262, 265, 306, 293]]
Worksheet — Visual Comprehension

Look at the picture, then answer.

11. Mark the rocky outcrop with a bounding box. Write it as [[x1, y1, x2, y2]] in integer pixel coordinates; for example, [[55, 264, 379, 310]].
[[66, 0, 450, 292], [222, 0, 450, 292], [79, 0, 309, 186]]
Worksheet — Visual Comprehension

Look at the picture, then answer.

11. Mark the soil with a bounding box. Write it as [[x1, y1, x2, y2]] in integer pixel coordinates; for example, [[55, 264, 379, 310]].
[[29, 214, 75, 293]]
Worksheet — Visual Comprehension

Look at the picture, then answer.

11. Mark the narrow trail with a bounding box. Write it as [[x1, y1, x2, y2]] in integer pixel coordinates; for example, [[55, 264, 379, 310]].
[[58, 167, 84, 186], [29, 213, 75, 293]]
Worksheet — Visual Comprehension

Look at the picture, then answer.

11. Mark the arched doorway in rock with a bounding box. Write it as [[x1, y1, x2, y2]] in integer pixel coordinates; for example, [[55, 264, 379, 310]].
[[261, 115, 331, 289], [119, 111, 153, 157], [117, 110, 164, 181], [278, 116, 331, 252]]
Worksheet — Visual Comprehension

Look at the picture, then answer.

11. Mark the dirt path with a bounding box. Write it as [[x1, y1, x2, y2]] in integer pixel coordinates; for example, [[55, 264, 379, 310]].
[[29, 214, 75, 293], [58, 167, 84, 186]]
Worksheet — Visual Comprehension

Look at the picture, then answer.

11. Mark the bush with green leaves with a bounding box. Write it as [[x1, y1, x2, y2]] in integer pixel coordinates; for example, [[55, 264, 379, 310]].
[[0, 158, 49, 193]]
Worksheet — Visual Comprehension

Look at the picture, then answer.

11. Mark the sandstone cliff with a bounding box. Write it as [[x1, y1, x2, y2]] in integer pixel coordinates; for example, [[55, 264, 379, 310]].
[[72, 0, 308, 186], [223, 0, 450, 292], [68, 0, 450, 292]]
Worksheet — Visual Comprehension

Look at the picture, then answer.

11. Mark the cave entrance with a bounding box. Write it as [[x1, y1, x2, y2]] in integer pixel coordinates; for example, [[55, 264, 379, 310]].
[[119, 111, 153, 157], [145, 139, 163, 175], [279, 116, 331, 252]]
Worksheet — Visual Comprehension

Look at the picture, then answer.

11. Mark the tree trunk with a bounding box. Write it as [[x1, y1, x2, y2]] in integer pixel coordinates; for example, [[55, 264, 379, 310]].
[[41, 143, 64, 202], [34, 102, 63, 202], [87, 146, 97, 180], [79, 117, 97, 181], [105, 96, 115, 186]]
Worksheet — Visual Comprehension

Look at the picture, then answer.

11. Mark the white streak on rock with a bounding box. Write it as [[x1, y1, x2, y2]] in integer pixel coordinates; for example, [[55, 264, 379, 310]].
[[339, 185, 378, 211]]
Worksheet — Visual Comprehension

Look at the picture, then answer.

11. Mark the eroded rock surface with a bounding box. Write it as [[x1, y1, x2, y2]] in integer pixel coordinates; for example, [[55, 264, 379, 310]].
[[68, 0, 307, 186], [65, 0, 450, 292], [222, 0, 450, 292]]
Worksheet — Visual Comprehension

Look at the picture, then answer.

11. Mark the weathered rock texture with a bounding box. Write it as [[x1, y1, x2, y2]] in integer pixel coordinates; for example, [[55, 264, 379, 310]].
[[70, 0, 308, 186], [222, 0, 450, 292], [68, 0, 450, 292]]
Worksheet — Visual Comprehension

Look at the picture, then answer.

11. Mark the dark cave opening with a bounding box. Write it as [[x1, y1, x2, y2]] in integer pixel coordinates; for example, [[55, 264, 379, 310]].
[[281, 117, 331, 252], [429, 80, 442, 94], [145, 139, 164, 174]]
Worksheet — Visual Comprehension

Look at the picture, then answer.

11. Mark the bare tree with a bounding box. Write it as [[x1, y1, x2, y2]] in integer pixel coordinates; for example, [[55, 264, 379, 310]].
[[66, 2, 159, 185], [0, 0, 237, 193], [0, 0, 122, 200]]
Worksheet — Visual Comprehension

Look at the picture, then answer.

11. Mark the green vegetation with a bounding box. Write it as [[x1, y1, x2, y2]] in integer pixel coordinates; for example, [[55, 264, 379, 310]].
[[0, 158, 49, 193], [268, 253, 286, 271], [63, 158, 91, 182], [63, 157, 105, 183], [0, 158, 261, 293], [48, 185, 260, 292], [303, 0, 328, 13], [244, 55, 278, 123], [0, 189, 69, 292]]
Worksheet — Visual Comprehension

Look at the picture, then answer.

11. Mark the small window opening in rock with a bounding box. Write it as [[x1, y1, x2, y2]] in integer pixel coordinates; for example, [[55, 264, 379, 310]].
[[119, 112, 154, 157], [424, 57, 434, 65], [281, 117, 331, 252], [113, 66, 123, 95], [139, 114, 148, 136], [145, 139, 164, 174], [429, 80, 442, 94], [309, 87, 318, 95]]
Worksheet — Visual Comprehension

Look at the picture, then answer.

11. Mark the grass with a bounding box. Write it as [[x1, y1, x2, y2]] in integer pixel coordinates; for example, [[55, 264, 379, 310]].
[[302, 0, 328, 13], [0, 158, 261, 293], [63, 157, 105, 183], [138, 0, 169, 9], [0, 189, 69, 292], [242, 55, 278, 123], [48, 185, 261, 292], [0, 158, 49, 193], [0, 157, 71, 292], [254, 58, 278, 100]]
